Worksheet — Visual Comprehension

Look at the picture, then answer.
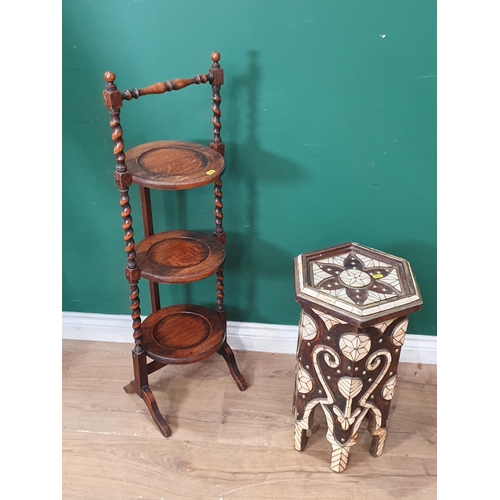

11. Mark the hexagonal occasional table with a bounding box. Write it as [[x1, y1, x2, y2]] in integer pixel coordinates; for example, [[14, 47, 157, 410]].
[[293, 242, 423, 472]]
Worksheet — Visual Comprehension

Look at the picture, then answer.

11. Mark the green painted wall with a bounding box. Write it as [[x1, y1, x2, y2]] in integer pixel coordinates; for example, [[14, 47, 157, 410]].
[[62, 0, 436, 336]]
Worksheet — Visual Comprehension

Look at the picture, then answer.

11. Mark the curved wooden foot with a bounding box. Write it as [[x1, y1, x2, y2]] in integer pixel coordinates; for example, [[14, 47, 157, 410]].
[[141, 386, 172, 438], [123, 381, 135, 394], [218, 341, 248, 391]]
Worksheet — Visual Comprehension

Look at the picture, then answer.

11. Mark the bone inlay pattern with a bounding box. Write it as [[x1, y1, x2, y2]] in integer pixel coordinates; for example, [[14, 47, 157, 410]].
[[295, 242, 422, 323], [293, 242, 423, 472]]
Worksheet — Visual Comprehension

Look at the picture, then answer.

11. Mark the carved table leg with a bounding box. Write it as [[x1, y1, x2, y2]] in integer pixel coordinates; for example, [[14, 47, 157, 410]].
[[329, 443, 353, 473], [370, 426, 388, 457], [218, 341, 248, 391], [367, 407, 388, 457], [294, 423, 309, 452], [294, 404, 318, 451]]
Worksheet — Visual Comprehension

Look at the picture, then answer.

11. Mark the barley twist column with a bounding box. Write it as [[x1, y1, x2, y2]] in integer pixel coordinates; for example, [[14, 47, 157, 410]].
[[119, 189, 142, 352], [103, 72, 143, 354], [209, 52, 224, 155], [216, 268, 225, 313], [213, 178, 225, 243]]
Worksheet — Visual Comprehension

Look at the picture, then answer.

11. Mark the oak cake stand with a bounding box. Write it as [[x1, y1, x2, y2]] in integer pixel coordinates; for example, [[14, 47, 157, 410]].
[[102, 53, 247, 438]]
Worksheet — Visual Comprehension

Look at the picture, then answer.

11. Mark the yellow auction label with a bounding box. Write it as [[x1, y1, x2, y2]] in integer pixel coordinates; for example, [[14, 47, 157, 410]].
[[206, 169, 216, 175], [372, 273, 383, 279]]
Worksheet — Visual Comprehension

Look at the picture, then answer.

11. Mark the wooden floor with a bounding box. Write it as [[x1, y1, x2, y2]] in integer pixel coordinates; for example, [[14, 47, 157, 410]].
[[62, 339, 437, 499]]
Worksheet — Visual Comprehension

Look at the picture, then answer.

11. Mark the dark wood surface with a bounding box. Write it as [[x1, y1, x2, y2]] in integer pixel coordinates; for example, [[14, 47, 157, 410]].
[[125, 140, 224, 190], [135, 230, 225, 283], [140, 304, 226, 364], [139, 186, 161, 312]]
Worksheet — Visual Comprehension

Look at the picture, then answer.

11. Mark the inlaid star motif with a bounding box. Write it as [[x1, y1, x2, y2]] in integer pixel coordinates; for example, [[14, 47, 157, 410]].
[[314, 252, 400, 305], [339, 334, 371, 361], [339, 269, 371, 288]]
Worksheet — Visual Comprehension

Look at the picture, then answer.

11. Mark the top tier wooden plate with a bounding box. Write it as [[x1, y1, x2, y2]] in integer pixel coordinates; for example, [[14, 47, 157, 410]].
[[125, 140, 224, 190]]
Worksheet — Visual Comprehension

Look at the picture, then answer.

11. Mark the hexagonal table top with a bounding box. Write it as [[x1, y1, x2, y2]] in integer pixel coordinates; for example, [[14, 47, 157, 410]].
[[294, 242, 422, 327]]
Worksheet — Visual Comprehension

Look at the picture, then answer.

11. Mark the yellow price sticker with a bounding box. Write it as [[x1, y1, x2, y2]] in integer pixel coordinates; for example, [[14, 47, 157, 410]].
[[372, 273, 383, 279], [206, 169, 216, 175]]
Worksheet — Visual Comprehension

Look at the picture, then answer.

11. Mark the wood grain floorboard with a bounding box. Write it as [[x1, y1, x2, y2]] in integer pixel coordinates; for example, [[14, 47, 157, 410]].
[[62, 340, 437, 499]]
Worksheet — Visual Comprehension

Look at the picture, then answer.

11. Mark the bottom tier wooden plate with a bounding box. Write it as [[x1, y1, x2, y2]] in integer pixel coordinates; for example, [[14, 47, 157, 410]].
[[140, 304, 226, 364]]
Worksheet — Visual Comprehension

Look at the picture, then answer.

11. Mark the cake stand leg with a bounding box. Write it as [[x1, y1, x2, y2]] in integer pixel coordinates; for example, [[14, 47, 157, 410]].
[[124, 349, 172, 438], [141, 386, 172, 438], [218, 341, 248, 391]]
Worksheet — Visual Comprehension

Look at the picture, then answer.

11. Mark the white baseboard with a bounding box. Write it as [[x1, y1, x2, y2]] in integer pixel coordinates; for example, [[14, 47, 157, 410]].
[[61, 311, 437, 365]]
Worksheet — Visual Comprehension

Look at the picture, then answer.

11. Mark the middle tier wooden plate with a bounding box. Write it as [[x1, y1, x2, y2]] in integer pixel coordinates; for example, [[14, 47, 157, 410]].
[[125, 140, 225, 190], [135, 230, 225, 283]]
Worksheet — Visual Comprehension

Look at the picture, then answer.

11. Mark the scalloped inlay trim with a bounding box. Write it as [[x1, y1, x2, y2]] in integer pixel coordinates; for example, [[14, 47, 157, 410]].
[[299, 312, 317, 341], [382, 375, 398, 400], [391, 319, 409, 346], [297, 367, 313, 394]]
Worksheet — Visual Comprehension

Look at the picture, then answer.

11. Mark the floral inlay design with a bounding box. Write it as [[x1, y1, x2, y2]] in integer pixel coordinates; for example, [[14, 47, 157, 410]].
[[338, 377, 364, 399], [312, 252, 401, 305], [339, 334, 371, 362], [339, 269, 371, 288], [333, 376, 364, 431]]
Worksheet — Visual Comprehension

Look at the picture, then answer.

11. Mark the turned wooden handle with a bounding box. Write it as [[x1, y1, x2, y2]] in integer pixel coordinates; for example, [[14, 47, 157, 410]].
[[122, 74, 210, 100], [107, 52, 222, 101]]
